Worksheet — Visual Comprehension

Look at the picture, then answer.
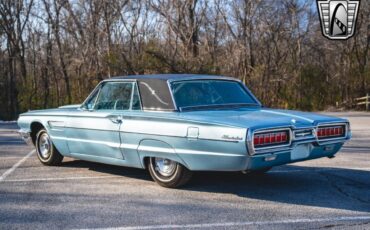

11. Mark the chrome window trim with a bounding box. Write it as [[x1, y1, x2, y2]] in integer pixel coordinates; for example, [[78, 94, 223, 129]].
[[167, 80, 179, 111], [80, 82, 103, 111], [129, 83, 135, 110], [142, 108, 176, 112], [92, 84, 104, 110]]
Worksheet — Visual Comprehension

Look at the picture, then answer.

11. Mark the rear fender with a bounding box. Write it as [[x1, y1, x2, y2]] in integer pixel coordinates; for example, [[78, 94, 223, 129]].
[[137, 139, 188, 169]]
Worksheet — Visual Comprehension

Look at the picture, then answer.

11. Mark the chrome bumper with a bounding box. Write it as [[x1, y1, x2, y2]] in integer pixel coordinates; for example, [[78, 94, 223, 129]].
[[18, 129, 33, 146]]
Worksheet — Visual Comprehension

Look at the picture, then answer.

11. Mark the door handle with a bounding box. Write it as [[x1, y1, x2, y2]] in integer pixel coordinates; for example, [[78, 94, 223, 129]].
[[109, 116, 123, 124]]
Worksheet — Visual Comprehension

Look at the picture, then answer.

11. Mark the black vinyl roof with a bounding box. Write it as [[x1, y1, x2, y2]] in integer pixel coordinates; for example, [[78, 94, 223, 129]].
[[104, 74, 239, 111]]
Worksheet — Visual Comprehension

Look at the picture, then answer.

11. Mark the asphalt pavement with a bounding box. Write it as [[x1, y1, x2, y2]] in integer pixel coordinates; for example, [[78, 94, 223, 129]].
[[0, 112, 369, 229]]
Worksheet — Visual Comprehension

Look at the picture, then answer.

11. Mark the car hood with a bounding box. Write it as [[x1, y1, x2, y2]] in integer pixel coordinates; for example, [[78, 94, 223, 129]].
[[178, 108, 347, 129]]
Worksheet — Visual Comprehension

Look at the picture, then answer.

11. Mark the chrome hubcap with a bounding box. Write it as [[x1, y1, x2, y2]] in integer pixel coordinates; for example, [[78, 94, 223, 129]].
[[38, 133, 51, 159], [154, 158, 176, 177]]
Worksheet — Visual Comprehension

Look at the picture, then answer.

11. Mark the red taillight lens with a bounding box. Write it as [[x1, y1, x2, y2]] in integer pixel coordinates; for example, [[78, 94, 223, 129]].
[[317, 125, 345, 139], [317, 129, 322, 137], [271, 134, 276, 143], [259, 135, 264, 145], [264, 134, 270, 144], [281, 132, 287, 141], [253, 130, 290, 148], [254, 136, 259, 145], [276, 133, 282, 142]]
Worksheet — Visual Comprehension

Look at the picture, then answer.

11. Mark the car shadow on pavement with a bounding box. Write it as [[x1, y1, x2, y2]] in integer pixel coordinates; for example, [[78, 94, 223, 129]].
[[59, 159, 370, 213], [186, 165, 370, 213], [60, 159, 151, 180]]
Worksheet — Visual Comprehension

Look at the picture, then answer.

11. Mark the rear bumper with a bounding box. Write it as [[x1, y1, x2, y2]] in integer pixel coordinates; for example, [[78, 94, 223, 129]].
[[177, 142, 344, 171], [18, 129, 33, 146], [247, 142, 344, 170]]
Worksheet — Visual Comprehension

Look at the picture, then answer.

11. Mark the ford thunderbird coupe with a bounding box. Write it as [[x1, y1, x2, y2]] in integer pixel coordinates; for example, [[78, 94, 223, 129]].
[[18, 74, 351, 187]]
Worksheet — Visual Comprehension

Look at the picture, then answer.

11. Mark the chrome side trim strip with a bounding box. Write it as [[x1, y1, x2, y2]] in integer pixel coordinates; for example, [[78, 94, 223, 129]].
[[138, 145, 243, 157], [51, 136, 120, 148], [176, 148, 243, 157]]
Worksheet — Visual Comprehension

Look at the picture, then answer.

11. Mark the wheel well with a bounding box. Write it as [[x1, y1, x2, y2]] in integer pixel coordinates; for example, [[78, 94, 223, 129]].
[[143, 157, 150, 169], [142, 156, 190, 171], [30, 122, 45, 145]]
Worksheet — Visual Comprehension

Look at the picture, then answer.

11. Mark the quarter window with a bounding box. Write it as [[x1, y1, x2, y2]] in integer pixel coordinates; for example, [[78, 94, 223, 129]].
[[131, 84, 142, 110], [83, 87, 100, 110]]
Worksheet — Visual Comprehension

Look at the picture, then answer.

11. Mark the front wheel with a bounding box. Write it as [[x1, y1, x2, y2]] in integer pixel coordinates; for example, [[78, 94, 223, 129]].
[[35, 129, 64, 166], [148, 157, 193, 188]]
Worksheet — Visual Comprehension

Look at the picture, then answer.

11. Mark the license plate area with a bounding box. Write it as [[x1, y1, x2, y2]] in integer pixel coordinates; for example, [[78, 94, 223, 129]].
[[291, 144, 311, 160]]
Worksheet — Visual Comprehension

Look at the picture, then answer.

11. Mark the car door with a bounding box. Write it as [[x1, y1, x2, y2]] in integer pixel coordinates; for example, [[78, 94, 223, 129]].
[[66, 81, 136, 159]]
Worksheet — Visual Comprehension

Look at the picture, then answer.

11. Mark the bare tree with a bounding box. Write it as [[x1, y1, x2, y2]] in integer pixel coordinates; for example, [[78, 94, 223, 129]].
[[0, 0, 33, 118], [0, 0, 368, 120]]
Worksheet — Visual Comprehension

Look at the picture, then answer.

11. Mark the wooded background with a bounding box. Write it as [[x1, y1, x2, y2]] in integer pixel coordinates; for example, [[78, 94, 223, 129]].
[[0, 0, 369, 120]]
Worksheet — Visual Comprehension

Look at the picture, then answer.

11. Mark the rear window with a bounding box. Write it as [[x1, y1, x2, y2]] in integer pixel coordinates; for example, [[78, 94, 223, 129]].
[[171, 80, 258, 110]]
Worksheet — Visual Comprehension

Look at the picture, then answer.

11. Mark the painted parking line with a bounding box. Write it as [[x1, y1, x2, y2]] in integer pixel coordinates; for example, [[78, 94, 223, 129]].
[[0, 130, 18, 133], [272, 167, 370, 173], [83, 216, 370, 230], [3, 175, 123, 182], [0, 156, 33, 159], [0, 141, 25, 143], [342, 146, 370, 150], [0, 150, 35, 183], [349, 137, 370, 140]]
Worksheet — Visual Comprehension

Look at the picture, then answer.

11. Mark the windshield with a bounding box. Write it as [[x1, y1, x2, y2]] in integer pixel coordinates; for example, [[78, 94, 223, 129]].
[[171, 80, 259, 111]]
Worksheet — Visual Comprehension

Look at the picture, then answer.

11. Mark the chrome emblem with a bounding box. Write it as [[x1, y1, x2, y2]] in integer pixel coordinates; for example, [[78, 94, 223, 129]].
[[291, 119, 296, 124], [222, 134, 243, 141], [317, 0, 360, 40]]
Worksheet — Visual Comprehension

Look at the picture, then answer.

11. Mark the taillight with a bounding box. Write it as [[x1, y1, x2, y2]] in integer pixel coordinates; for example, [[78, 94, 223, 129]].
[[317, 125, 345, 139], [253, 130, 290, 148]]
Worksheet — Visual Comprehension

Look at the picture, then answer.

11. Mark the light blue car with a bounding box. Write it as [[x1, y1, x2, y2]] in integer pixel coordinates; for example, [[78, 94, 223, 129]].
[[18, 74, 351, 187]]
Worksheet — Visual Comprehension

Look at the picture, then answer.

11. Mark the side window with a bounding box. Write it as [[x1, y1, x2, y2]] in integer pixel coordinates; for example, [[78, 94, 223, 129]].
[[131, 84, 142, 110], [94, 82, 133, 110]]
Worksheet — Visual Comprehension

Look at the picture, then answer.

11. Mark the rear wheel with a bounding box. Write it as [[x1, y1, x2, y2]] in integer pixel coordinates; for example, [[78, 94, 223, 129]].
[[148, 157, 192, 188], [35, 129, 63, 166]]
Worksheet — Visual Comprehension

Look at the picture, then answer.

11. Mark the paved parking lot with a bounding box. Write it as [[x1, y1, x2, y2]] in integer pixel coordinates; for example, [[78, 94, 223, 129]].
[[0, 112, 369, 229]]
